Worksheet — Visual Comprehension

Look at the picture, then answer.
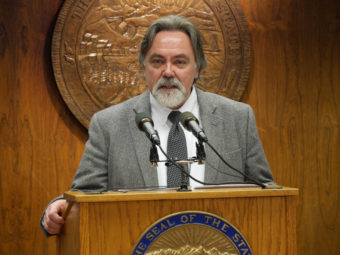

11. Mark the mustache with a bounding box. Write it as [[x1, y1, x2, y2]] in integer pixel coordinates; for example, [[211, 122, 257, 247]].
[[155, 77, 182, 89]]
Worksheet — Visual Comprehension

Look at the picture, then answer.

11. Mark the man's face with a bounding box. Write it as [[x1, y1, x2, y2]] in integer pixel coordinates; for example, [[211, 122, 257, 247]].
[[144, 30, 199, 109]]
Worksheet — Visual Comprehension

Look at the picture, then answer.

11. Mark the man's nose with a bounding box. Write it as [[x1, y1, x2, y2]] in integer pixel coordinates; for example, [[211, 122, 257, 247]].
[[162, 63, 174, 78]]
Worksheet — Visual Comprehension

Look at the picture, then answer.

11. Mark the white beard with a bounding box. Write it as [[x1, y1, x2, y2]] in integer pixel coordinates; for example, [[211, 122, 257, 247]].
[[152, 77, 187, 108]]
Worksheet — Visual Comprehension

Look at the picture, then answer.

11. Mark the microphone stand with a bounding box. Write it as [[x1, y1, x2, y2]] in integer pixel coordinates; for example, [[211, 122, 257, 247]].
[[196, 141, 206, 165], [151, 142, 207, 192], [148, 138, 193, 191], [179, 162, 191, 192], [149, 143, 159, 167], [166, 159, 194, 192], [174, 141, 206, 191]]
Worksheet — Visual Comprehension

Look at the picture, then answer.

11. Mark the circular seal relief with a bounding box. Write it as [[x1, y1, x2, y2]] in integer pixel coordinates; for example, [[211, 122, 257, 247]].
[[132, 211, 252, 255], [52, 0, 252, 128]]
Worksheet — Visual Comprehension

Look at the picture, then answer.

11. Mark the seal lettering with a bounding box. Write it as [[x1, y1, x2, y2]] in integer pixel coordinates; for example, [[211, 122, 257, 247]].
[[180, 215, 189, 223], [160, 222, 168, 231], [151, 226, 160, 236], [132, 211, 252, 254], [146, 232, 154, 242], [133, 242, 147, 255], [221, 223, 230, 232], [212, 218, 221, 228], [233, 233, 251, 255], [133, 249, 143, 255], [233, 233, 241, 242], [238, 239, 247, 248], [241, 248, 250, 255], [166, 219, 175, 227], [137, 242, 146, 250], [204, 215, 212, 224], [189, 214, 196, 223]]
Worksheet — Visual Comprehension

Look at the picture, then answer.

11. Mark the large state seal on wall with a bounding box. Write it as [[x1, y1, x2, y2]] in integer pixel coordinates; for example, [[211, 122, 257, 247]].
[[52, 0, 252, 128], [132, 211, 252, 255]]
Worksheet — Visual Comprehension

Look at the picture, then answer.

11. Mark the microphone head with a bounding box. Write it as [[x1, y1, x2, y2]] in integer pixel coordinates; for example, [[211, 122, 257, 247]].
[[135, 112, 153, 130], [179, 111, 199, 130]]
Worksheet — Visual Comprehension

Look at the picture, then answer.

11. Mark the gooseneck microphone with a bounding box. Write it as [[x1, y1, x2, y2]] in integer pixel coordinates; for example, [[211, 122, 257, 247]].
[[135, 112, 160, 145], [134, 110, 272, 189], [179, 112, 208, 142], [179, 111, 269, 189]]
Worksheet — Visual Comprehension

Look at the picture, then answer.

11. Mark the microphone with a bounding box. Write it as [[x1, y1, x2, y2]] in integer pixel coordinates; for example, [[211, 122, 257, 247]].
[[135, 112, 160, 145], [179, 112, 208, 142]]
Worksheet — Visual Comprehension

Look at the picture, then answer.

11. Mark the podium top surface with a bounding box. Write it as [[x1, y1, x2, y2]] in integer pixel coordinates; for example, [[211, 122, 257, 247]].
[[63, 186, 298, 203]]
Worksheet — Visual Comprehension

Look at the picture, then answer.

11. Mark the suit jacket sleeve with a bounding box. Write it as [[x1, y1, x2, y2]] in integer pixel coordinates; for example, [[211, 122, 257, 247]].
[[244, 106, 275, 184], [41, 112, 110, 237], [71, 113, 109, 191]]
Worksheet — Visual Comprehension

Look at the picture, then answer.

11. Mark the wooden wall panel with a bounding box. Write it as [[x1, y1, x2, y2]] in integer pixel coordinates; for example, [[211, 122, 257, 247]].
[[0, 0, 339, 254], [0, 1, 87, 254], [238, 0, 340, 254]]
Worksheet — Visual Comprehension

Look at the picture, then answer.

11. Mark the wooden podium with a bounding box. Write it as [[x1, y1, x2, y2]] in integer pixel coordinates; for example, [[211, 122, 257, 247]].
[[58, 186, 298, 255]]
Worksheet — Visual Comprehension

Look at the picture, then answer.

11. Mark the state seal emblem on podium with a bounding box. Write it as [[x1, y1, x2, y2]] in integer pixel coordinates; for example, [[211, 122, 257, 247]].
[[132, 211, 252, 255]]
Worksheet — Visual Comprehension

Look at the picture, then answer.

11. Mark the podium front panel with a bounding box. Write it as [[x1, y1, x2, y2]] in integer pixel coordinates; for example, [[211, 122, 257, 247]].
[[58, 187, 298, 255]]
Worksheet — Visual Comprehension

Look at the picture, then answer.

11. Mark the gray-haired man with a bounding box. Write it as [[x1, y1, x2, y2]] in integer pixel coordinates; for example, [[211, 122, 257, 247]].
[[41, 15, 274, 236]]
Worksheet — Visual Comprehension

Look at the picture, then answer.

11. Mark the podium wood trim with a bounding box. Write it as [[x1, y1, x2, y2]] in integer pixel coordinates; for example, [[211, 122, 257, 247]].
[[58, 187, 298, 255], [63, 186, 298, 202]]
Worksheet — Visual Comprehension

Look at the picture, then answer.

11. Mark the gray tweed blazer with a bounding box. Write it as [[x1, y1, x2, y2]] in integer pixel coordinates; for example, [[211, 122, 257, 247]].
[[71, 88, 275, 191]]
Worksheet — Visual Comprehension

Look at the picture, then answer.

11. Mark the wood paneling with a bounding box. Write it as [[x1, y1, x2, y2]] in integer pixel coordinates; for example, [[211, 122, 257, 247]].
[[0, 0, 339, 254], [0, 1, 87, 254], [238, 0, 340, 254]]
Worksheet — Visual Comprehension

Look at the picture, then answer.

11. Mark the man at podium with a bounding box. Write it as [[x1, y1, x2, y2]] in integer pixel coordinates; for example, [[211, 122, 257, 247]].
[[41, 15, 275, 236]]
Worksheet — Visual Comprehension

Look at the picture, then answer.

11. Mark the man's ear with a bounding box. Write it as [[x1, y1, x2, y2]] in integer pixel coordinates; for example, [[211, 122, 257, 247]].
[[195, 65, 200, 79], [137, 69, 145, 80], [141, 67, 146, 78]]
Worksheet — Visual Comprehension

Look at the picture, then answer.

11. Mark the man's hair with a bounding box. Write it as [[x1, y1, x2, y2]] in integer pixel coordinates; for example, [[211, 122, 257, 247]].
[[138, 15, 208, 74]]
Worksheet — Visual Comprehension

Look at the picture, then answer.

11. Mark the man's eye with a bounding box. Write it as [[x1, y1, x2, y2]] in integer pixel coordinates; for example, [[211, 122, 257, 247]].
[[175, 59, 187, 66], [151, 59, 163, 65]]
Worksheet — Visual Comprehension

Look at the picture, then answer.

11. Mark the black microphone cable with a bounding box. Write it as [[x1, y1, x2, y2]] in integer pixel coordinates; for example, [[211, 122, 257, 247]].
[[157, 144, 254, 187], [204, 141, 267, 188], [204, 160, 245, 180], [179, 111, 271, 189]]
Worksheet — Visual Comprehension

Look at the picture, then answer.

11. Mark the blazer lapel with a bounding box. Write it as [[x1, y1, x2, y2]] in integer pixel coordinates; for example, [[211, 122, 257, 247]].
[[196, 89, 226, 183], [128, 90, 159, 187]]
